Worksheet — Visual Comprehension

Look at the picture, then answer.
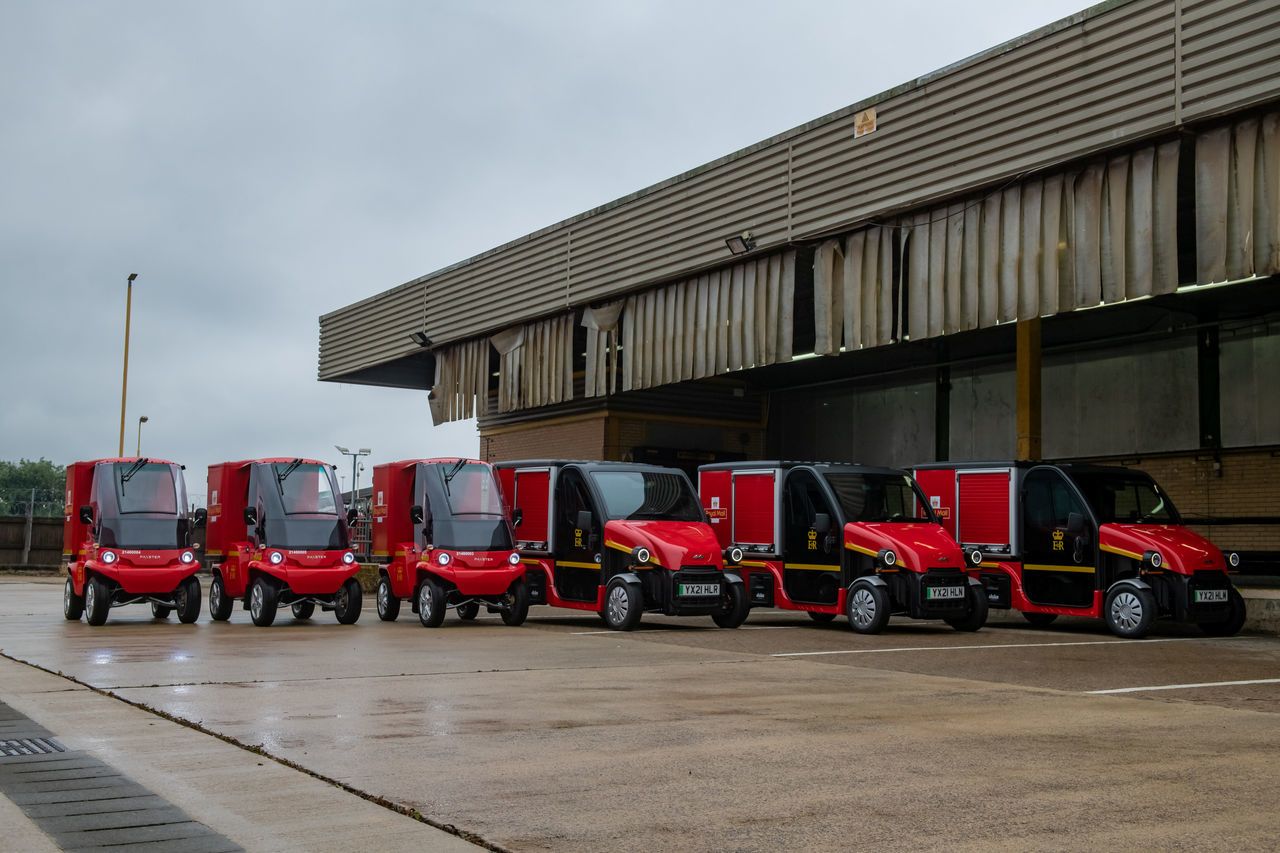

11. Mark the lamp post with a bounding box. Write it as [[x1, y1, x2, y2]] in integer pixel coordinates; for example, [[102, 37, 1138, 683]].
[[334, 445, 371, 506], [118, 273, 138, 456], [135, 415, 149, 457]]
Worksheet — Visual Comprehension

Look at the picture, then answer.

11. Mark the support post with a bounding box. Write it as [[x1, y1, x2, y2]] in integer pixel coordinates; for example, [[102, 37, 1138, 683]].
[[22, 488, 34, 565], [1015, 318, 1042, 461]]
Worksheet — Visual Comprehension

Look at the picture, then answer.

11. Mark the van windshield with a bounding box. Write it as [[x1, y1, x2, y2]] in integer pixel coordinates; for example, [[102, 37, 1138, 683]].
[[274, 463, 339, 516], [1068, 471, 1180, 524], [99, 462, 185, 548], [590, 471, 704, 522], [823, 473, 935, 524]]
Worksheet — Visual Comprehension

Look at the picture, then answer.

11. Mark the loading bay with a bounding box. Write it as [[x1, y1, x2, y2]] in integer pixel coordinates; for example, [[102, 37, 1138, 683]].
[[2, 576, 1278, 852]]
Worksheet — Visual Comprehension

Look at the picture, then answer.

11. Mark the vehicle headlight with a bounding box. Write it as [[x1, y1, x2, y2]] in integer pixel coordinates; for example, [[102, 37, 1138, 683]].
[[100, 550, 117, 564], [968, 549, 984, 567], [878, 549, 897, 567], [631, 546, 651, 565], [1143, 550, 1162, 569], [1227, 551, 1241, 568], [437, 552, 451, 566], [726, 547, 743, 565], [508, 552, 521, 566], [180, 551, 195, 564], [269, 551, 285, 565], [342, 551, 356, 565]]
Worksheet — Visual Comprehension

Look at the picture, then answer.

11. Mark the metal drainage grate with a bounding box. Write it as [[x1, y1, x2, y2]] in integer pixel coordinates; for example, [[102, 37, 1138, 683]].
[[0, 737, 66, 757]]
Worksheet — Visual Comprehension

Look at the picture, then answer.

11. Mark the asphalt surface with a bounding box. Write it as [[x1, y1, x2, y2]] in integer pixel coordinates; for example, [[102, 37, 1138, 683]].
[[2, 576, 1278, 851]]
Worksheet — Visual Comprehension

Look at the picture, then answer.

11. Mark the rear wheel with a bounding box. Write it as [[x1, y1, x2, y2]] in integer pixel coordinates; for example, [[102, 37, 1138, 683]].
[[807, 611, 836, 624], [456, 601, 480, 621], [249, 577, 278, 627], [175, 576, 201, 624], [1199, 587, 1247, 637], [63, 577, 84, 621], [603, 579, 643, 631], [376, 575, 400, 622], [84, 577, 111, 626], [292, 601, 315, 621], [1104, 585, 1155, 639], [334, 578, 362, 625], [150, 602, 172, 620], [208, 574, 234, 621], [945, 584, 989, 632], [711, 582, 749, 629], [417, 578, 446, 628], [500, 582, 530, 627], [846, 582, 890, 635], [1022, 612, 1058, 628]]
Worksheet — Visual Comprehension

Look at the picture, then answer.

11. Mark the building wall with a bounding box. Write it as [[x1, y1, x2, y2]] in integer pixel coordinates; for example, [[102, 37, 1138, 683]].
[[480, 415, 606, 463], [608, 415, 765, 462]]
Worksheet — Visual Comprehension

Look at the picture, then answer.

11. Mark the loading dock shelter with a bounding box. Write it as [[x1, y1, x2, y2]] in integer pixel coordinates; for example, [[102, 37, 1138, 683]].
[[320, 0, 1280, 569]]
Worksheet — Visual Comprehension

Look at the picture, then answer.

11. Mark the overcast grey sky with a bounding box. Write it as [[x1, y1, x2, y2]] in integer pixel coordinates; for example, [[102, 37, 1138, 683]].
[[0, 0, 1085, 501]]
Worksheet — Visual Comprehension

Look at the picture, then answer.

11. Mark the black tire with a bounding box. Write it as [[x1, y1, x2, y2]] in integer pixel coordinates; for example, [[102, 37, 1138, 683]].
[[1199, 587, 1247, 637], [602, 579, 643, 631], [945, 584, 989, 632], [63, 577, 84, 621], [1104, 584, 1156, 639], [84, 577, 111, 626], [711, 581, 749, 629], [334, 578, 362, 625], [1022, 611, 1059, 628], [175, 576, 201, 624], [150, 602, 172, 619], [807, 611, 837, 624], [292, 601, 315, 621], [845, 581, 891, 634], [249, 577, 278, 627], [456, 601, 480, 621], [376, 575, 400, 622], [208, 574, 234, 622], [500, 581, 529, 627], [417, 578, 446, 628]]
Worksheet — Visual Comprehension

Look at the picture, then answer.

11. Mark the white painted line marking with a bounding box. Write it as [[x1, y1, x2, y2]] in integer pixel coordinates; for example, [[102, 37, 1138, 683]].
[[1088, 677, 1280, 695], [570, 629, 676, 636], [741, 626, 797, 630], [771, 635, 1254, 658]]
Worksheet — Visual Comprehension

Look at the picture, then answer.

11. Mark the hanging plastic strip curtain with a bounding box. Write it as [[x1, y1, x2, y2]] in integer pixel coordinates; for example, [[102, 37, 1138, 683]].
[[619, 249, 796, 392], [1197, 111, 1280, 284], [428, 337, 491, 424], [492, 313, 575, 413], [582, 301, 624, 398], [812, 141, 1182, 353]]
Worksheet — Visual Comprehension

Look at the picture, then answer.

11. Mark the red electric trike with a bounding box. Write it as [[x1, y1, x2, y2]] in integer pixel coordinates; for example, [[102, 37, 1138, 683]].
[[494, 461, 749, 631], [62, 458, 203, 626], [205, 458, 362, 627], [371, 458, 528, 627], [698, 461, 986, 633], [912, 462, 1247, 638]]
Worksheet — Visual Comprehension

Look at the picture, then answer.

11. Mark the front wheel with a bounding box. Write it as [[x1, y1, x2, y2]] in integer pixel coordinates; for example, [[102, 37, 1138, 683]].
[[1199, 587, 1247, 637], [711, 582, 749, 629], [500, 582, 529, 627], [150, 602, 172, 620], [1104, 585, 1156, 639], [456, 601, 480, 621], [84, 577, 111, 626], [602, 579, 642, 631], [846, 582, 890, 634], [417, 578, 446, 628], [376, 576, 400, 622], [292, 601, 315, 621], [334, 578, 362, 625], [208, 574, 234, 621], [63, 577, 84, 621], [175, 576, 201, 624], [945, 584, 989, 632], [249, 577, 278, 627]]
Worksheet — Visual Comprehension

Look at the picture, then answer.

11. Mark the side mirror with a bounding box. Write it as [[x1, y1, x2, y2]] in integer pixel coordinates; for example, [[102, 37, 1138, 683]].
[[814, 513, 832, 535], [193, 508, 208, 529], [243, 506, 258, 526], [1067, 512, 1085, 534], [347, 507, 359, 525], [410, 504, 424, 524], [575, 510, 593, 531], [512, 507, 524, 528], [79, 505, 94, 524]]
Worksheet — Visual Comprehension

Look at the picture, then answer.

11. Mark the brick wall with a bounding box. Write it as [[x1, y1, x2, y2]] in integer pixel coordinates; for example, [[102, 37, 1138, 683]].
[[480, 416, 606, 463], [606, 415, 765, 461]]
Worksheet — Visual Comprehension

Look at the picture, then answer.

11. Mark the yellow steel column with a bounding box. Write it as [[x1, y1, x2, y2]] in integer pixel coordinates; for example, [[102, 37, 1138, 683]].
[[1015, 317, 1042, 461]]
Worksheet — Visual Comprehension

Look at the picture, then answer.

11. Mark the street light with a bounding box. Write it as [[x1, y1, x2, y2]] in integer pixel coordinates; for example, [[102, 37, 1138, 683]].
[[136, 415, 149, 457], [334, 445, 372, 505], [118, 273, 138, 456]]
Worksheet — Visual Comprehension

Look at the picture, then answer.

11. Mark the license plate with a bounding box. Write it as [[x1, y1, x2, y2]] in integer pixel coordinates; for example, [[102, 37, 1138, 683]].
[[926, 586, 965, 600], [1194, 589, 1229, 603], [678, 583, 719, 597]]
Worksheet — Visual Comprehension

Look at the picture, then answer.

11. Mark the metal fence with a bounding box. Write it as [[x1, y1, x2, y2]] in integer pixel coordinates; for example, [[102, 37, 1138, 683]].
[[0, 489, 64, 519]]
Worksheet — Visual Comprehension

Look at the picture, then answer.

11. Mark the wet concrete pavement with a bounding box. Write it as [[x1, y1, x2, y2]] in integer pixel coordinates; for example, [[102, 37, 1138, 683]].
[[2, 576, 1279, 851]]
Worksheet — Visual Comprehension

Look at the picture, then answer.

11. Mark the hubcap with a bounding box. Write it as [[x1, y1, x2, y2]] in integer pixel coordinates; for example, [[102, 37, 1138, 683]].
[[377, 582, 388, 614], [336, 586, 348, 612], [86, 583, 95, 612], [1111, 591, 1143, 631], [176, 587, 186, 609], [420, 585, 433, 619], [607, 585, 629, 624], [850, 588, 876, 627], [211, 582, 221, 613], [251, 584, 262, 619], [64, 581, 71, 612]]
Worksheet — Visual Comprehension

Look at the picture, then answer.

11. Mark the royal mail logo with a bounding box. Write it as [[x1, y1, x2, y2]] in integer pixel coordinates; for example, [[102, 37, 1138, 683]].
[[706, 508, 728, 520]]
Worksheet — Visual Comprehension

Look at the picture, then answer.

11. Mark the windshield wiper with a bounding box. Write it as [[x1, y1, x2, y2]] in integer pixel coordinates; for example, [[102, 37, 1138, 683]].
[[276, 458, 304, 492], [120, 458, 148, 488]]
